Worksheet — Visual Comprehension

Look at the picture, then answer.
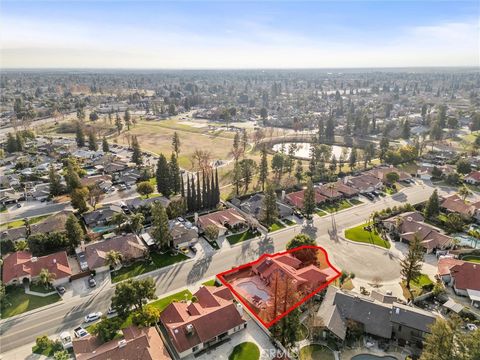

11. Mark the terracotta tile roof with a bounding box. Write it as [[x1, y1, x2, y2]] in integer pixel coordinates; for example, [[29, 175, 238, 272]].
[[2, 250, 72, 284], [440, 194, 475, 216], [84, 234, 147, 269], [197, 208, 246, 230], [450, 262, 480, 291], [437, 258, 465, 276], [160, 286, 245, 354], [285, 189, 327, 209], [465, 171, 480, 182], [73, 326, 170, 360]]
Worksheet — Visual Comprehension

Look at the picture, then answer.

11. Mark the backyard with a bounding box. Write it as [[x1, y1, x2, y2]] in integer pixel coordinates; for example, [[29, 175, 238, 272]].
[[229, 342, 260, 360], [1, 285, 61, 319], [111, 251, 188, 282], [299, 344, 335, 360], [345, 222, 391, 249], [227, 229, 260, 245], [401, 274, 434, 300]]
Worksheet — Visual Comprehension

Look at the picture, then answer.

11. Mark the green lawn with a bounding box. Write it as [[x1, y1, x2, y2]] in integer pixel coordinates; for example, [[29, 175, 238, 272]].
[[32, 344, 64, 357], [229, 342, 260, 360], [202, 279, 217, 286], [384, 187, 398, 195], [283, 218, 297, 226], [0, 214, 49, 230], [344, 222, 391, 249], [411, 274, 434, 288], [318, 199, 352, 213], [268, 221, 286, 232], [150, 289, 193, 312], [140, 193, 162, 200], [227, 229, 260, 245], [111, 252, 188, 283], [29, 283, 56, 294], [349, 198, 363, 205], [401, 274, 434, 300], [1, 286, 61, 319], [299, 345, 335, 360], [316, 209, 329, 217], [461, 255, 480, 263]]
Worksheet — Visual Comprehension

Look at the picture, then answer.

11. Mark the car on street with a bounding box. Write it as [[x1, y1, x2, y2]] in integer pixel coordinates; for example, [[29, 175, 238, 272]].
[[16, 203, 22, 208], [107, 307, 117, 315], [56, 286, 66, 295], [73, 326, 89, 338], [84, 312, 103, 323], [88, 276, 97, 288]]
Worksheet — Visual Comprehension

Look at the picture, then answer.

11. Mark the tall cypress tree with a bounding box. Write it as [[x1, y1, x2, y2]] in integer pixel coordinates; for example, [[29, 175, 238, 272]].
[[181, 174, 185, 198], [156, 154, 171, 197], [186, 175, 192, 212], [210, 172, 215, 208], [196, 173, 202, 211], [191, 176, 197, 212], [202, 170, 207, 209], [215, 167, 220, 205]]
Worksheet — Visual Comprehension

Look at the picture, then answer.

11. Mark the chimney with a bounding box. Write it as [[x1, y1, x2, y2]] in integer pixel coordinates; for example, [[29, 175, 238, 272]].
[[185, 324, 194, 334], [236, 303, 244, 316]]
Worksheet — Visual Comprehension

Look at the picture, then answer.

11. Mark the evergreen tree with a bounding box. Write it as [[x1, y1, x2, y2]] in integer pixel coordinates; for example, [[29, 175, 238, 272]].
[[6, 133, 17, 153], [88, 132, 98, 151], [65, 162, 81, 192], [156, 154, 172, 197], [15, 133, 25, 152], [349, 147, 357, 170], [186, 175, 192, 212], [115, 113, 123, 134], [49, 164, 63, 196], [261, 182, 278, 226], [379, 137, 390, 162], [202, 171, 207, 209], [325, 116, 335, 141], [303, 179, 316, 219], [65, 214, 83, 249], [102, 137, 109, 152], [196, 173, 202, 210], [131, 136, 143, 165], [171, 132, 181, 156], [180, 174, 185, 198], [75, 122, 85, 147], [232, 162, 242, 194], [400, 235, 424, 293], [151, 202, 172, 249], [169, 153, 181, 194], [124, 109, 131, 130], [295, 160, 303, 184], [402, 119, 411, 139], [210, 172, 215, 208], [214, 167, 220, 205], [190, 176, 197, 212], [424, 189, 440, 219], [258, 146, 269, 191]]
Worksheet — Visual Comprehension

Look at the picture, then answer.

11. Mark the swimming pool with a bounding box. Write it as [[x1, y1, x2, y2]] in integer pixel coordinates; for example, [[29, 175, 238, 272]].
[[351, 355, 398, 360], [237, 281, 269, 301], [453, 234, 480, 249]]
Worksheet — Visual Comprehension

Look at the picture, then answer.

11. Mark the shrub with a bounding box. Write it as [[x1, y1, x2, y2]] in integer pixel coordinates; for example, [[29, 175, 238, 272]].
[[35, 335, 51, 350]]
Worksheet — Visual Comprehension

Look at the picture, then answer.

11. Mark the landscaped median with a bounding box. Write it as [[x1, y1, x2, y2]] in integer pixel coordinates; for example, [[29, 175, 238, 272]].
[[344, 222, 391, 249], [111, 251, 189, 283]]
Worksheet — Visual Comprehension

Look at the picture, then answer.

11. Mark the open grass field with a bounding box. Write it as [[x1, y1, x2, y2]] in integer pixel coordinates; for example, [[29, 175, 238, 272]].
[[229, 342, 260, 360], [344, 222, 391, 249], [1, 286, 61, 319], [112, 120, 234, 169]]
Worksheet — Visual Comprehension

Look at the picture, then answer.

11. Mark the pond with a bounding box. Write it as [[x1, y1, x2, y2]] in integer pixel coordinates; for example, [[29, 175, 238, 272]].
[[272, 142, 351, 160], [351, 355, 398, 360]]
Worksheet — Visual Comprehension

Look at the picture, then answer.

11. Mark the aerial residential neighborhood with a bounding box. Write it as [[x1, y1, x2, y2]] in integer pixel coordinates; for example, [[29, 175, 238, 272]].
[[0, 1, 479, 360]]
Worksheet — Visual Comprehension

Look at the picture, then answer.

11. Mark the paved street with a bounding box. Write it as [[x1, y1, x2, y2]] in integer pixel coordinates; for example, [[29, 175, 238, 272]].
[[0, 182, 438, 354], [1, 201, 72, 223]]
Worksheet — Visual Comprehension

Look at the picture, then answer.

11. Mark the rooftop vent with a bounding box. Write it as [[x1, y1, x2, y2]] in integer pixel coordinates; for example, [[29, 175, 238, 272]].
[[185, 324, 194, 334]]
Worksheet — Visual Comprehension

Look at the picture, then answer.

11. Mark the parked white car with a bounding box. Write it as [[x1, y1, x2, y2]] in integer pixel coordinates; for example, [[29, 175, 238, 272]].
[[84, 312, 103, 323], [466, 323, 478, 331]]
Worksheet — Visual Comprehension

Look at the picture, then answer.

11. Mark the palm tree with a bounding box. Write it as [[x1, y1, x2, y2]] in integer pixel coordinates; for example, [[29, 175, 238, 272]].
[[105, 250, 123, 270], [458, 185, 472, 201], [38, 268, 56, 289], [129, 213, 145, 234]]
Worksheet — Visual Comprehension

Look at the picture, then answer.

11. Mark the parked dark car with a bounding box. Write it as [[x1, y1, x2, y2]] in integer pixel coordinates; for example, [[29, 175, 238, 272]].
[[88, 276, 97, 288], [56, 286, 66, 295]]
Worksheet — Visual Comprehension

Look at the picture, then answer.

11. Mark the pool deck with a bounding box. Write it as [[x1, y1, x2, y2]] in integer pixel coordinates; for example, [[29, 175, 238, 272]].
[[339, 347, 407, 360]]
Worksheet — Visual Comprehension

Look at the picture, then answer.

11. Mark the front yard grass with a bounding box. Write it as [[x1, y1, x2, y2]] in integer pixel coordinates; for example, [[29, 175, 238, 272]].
[[227, 229, 260, 245], [316, 209, 329, 217], [283, 218, 297, 226], [1, 286, 61, 319], [344, 222, 391, 249], [349, 198, 363, 205], [268, 220, 286, 232], [111, 252, 188, 283], [317, 199, 352, 213], [201, 279, 218, 286], [299, 344, 335, 360], [229, 342, 260, 360], [0, 214, 49, 230], [29, 283, 56, 294]]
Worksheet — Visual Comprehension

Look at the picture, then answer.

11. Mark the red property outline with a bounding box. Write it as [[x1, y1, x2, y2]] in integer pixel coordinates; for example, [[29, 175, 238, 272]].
[[216, 245, 341, 328]]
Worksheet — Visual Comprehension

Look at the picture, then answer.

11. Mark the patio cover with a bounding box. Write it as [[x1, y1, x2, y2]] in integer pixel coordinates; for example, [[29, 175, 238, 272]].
[[467, 289, 480, 303], [442, 299, 464, 313]]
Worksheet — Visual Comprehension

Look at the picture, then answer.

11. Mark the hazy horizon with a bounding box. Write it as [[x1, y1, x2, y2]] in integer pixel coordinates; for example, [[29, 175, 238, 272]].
[[1, 0, 479, 69]]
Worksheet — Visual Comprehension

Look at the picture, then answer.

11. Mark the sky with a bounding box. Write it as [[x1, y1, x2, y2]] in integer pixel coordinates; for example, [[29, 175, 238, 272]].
[[0, 0, 479, 69]]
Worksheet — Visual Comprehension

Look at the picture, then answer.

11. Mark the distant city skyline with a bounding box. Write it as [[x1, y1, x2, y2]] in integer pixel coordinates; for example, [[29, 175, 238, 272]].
[[1, 0, 479, 68]]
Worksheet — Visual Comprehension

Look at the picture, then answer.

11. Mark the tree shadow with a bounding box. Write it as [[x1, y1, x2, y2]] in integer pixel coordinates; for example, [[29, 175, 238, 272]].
[[186, 254, 213, 284]]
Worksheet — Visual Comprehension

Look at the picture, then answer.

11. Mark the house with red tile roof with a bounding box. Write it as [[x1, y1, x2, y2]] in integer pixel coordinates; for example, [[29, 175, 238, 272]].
[[160, 285, 246, 358], [252, 253, 337, 294], [197, 208, 247, 236], [440, 194, 476, 218], [73, 326, 170, 360], [438, 258, 480, 305], [383, 212, 452, 253], [285, 189, 327, 209], [464, 170, 480, 185], [2, 250, 72, 286]]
